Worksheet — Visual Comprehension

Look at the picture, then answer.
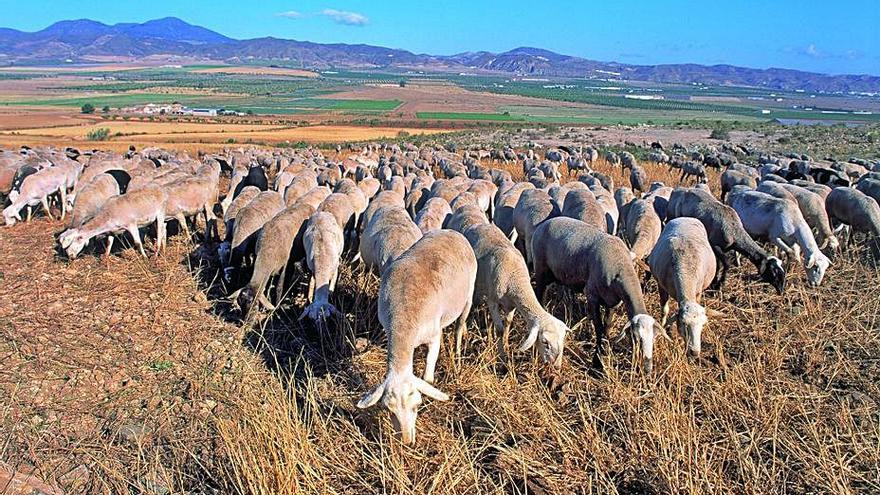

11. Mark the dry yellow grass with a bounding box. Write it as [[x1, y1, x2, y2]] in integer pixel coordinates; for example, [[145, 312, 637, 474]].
[[5, 121, 288, 137], [0, 153, 878, 494]]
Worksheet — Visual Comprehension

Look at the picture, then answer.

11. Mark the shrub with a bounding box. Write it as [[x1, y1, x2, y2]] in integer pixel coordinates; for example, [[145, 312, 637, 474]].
[[86, 128, 110, 141], [101, 105, 110, 113], [81, 103, 95, 114], [710, 127, 731, 140]]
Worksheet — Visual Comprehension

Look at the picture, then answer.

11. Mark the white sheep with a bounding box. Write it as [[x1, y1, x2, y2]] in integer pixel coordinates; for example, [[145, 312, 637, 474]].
[[301, 211, 345, 321]]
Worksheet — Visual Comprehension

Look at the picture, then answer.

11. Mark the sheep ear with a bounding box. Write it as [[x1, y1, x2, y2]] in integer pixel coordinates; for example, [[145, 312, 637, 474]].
[[414, 377, 449, 402], [518, 324, 540, 352], [614, 321, 632, 344], [357, 380, 387, 409]]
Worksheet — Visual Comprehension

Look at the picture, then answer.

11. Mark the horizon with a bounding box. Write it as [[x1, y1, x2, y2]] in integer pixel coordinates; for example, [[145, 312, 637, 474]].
[[1, 0, 878, 77]]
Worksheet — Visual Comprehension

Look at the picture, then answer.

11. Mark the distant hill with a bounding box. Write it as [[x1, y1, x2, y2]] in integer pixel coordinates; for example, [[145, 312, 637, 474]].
[[1, 17, 878, 93]]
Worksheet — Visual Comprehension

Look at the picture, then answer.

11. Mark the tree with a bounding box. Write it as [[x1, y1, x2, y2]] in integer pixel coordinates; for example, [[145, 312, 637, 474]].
[[81, 103, 95, 114], [399, 80, 406, 88], [102, 105, 110, 113]]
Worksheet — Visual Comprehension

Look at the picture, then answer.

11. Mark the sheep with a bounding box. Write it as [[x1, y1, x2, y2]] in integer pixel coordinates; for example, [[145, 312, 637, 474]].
[[223, 191, 285, 285], [825, 187, 880, 255], [629, 164, 648, 194], [512, 188, 559, 265], [757, 182, 839, 250], [66, 173, 120, 230], [162, 162, 220, 242], [3, 165, 73, 225], [293, 185, 331, 211], [728, 189, 831, 286], [317, 192, 356, 239], [561, 189, 607, 232], [59, 186, 168, 259], [234, 202, 315, 317], [300, 211, 346, 321], [855, 178, 880, 206], [282, 171, 318, 206], [356, 230, 477, 445], [493, 182, 534, 241], [648, 218, 717, 358], [445, 203, 488, 234], [614, 186, 636, 233], [463, 223, 569, 367], [531, 217, 663, 372], [720, 169, 757, 201], [221, 186, 261, 245], [624, 198, 663, 260], [358, 177, 382, 200], [467, 179, 498, 219], [362, 190, 405, 229], [590, 185, 620, 235], [790, 180, 831, 199], [643, 185, 673, 221], [680, 161, 707, 184], [415, 197, 452, 234], [666, 187, 786, 294], [359, 205, 422, 274]]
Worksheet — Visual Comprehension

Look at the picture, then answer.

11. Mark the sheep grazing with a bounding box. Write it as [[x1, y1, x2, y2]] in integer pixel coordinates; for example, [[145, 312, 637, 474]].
[[223, 191, 285, 285], [531, 217, 663, 372], [357, 230, 477, 445], [235, 202, 315, 317], [720, 169, 757, 201], [445, 203, 488, 234], [294, 185, 331, 211], [757, 181, 839, 250], [221, 186, 260, 245], [317, 192, 356, 239], [648, 218, 717, 358], [629, 165, 648, 193], [4, 165, 74, 225], [463, 223, 568, 367], [680, 161, 707, 184], [282, 171, 318, 206], [667, 187, 786, 294], [825, 187, 880, 255], [65, 173, 121, 231], [162, 162, 220, 242], [624, 198, 662, 260], [728, 189, 831, 286], [59, 186, 168, 259], [561, 189, 607, 232], [301, 211, 345, 321], [359, 205, 422, 274], [414, 197, 452, 234], [855, 178, 880, 206], [493, 181, 534, 241], [513, 188, 560, 266]]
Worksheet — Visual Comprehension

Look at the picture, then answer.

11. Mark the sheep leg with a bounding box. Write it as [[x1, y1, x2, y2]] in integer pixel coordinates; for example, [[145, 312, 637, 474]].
[[588, 299, 608, 353], [423, 334, 441, 384], [59, 187, 67, 220], [487, 301, 508, 361], [329, 268, 339, 292], [155, 214, 166, 255], [105, 236, 115, 257], [772, 238, 797, 260], [710, 246, 728, 291], [275, 264, 287, 306], [659, 288, 670, 327], [307, 275, 316, 303], [176, 214, 191, 239], [26, 206, 33, 222], [41, 196, 53, 220], [128, 225, 146, 258], [455, 298, 473, 360]]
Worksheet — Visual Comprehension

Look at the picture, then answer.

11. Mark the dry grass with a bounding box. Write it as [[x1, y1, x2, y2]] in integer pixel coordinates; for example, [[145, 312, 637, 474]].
[[192, 67, 319, 78], [0, 156, 878, 494]]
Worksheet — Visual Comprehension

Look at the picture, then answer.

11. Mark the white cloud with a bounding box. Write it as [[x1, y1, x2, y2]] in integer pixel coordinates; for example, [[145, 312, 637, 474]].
[[804, 44, 821, 58], [276, 10, 303, 18], [320, 8, 369, 26]]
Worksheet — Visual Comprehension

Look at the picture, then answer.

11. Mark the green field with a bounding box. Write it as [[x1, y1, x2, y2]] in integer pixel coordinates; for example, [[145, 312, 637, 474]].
[[416, 112, 525, 121]]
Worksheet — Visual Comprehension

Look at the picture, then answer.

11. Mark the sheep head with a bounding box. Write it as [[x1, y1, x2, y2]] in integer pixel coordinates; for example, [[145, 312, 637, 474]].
[[62, 230, 88, 259], [805, 252, 831, 287], [519, 313, 568, 369], [357, 373, 449, 445], [3, 205, 20, 226], [677, 301, 707, 358], [615, 313, 665, 373], [760, 256, 786, 295]]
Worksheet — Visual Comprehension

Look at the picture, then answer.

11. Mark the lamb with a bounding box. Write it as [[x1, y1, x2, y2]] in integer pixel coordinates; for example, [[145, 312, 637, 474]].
[[728, 189, 831, 286], [825, 187, 880, 255], [531, 217, 663, 372], [356, 230, 477, 444], [666, 187, 786, 293], [720, 169, 757, 201], [66, 173, 120, 230], [561, 189, 607, 232], [359, 205, 422, 274], [624, 198, 663, 260], [234, 202, 315, 317], [3, 165, 73, 225], [680, 161, 707, 184], [59, 186, 168, 259], [512, 188, 560, 265], [757, 181, 839, 249], [648, 218, 717, 358], [300, 211, 346, 321], [629, 165, 648, 193], [414, 197, 452, 234], [463, 223, 569, 367]]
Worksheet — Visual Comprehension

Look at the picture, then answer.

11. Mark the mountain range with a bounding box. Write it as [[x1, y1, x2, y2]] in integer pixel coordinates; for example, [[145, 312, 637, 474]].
[[0, 17, 878, 93]]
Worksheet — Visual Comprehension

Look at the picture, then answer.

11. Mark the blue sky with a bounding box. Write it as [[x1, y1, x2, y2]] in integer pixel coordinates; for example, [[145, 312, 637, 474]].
[[1, 0, 878, 75]]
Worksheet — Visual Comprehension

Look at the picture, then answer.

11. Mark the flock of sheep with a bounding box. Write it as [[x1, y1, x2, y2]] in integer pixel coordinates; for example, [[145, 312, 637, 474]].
[[2, 140, 880, 444]]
